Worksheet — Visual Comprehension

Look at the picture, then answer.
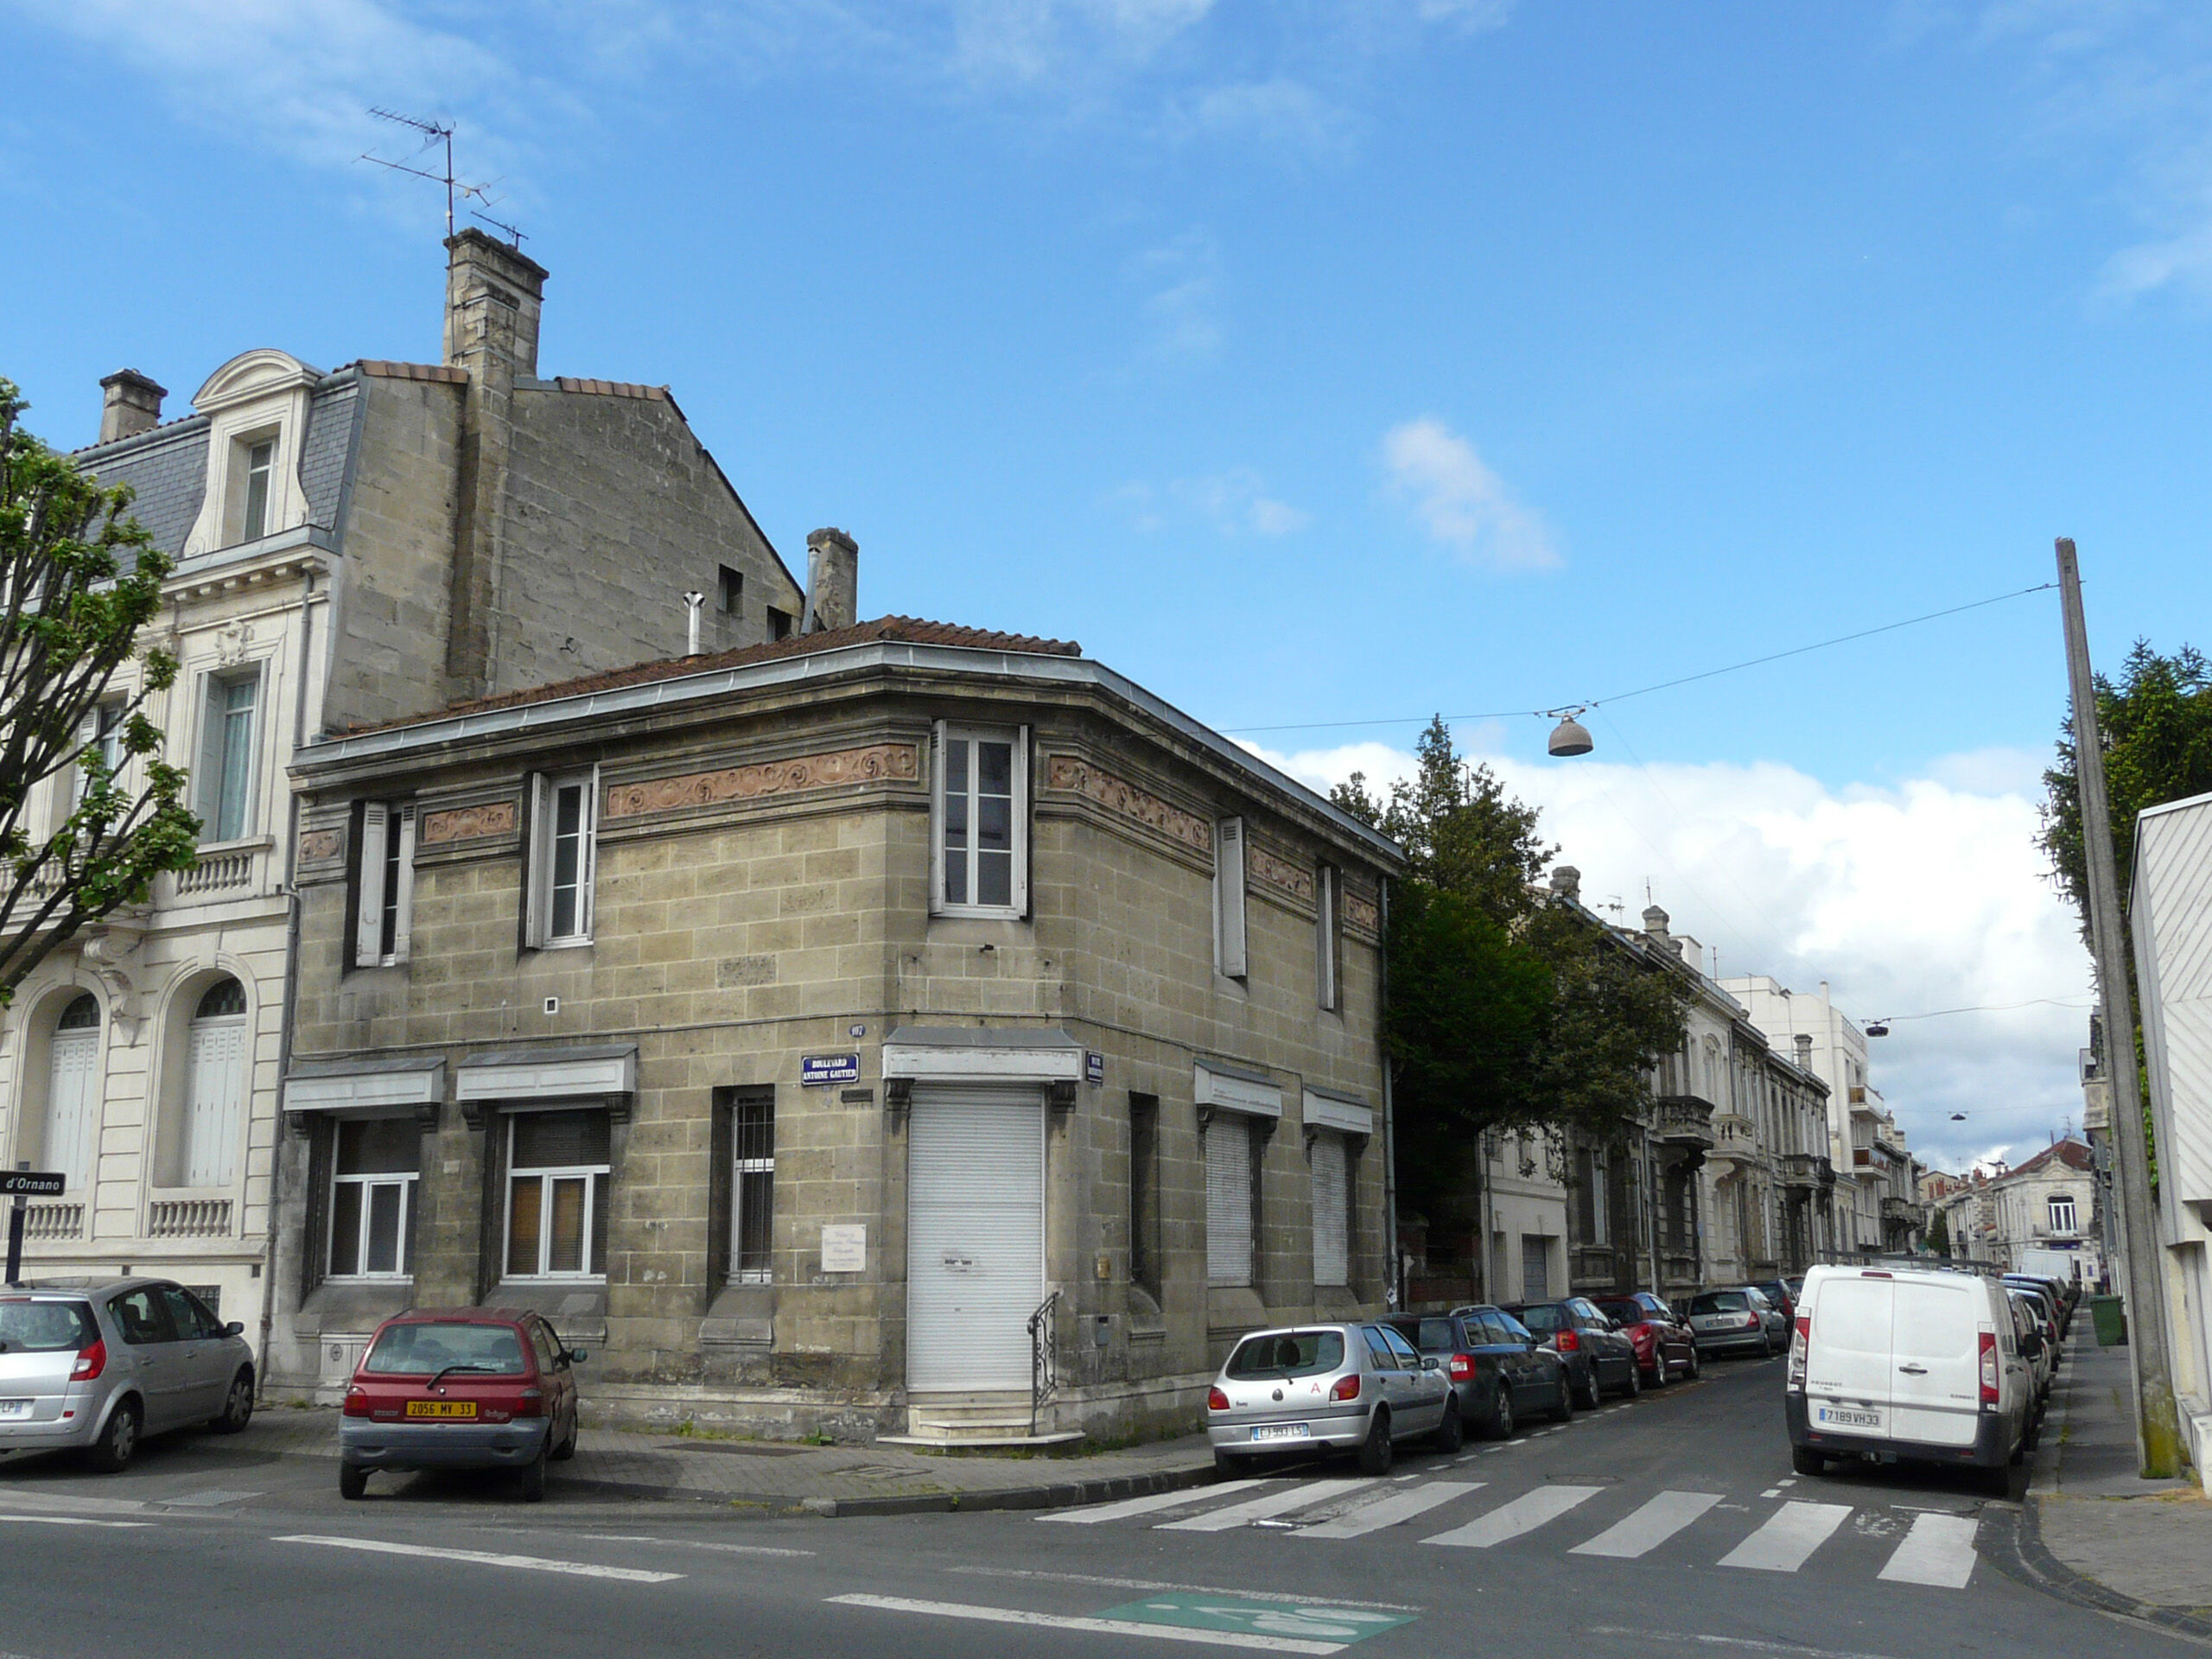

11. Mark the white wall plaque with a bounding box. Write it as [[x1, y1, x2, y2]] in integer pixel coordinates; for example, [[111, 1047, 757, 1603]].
[[820, 1224, 867, 1274]]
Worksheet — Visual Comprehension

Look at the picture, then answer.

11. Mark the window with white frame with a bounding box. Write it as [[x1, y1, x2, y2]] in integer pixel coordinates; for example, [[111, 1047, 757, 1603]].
[[73, 703, 124, 808], [931, 723, 1027, 916], [731, 1091, 775, 1284], [1214, 817, 1248, 978], [2047, 1193, 2078, 1235], [505, 1110, 610, 1280], [198, 671, 260, 842], [327, 1117, 419, 1279], [525, 772, 597, 947], [238, 436, 276, 543], [1311, 1130, 1350, 1288], [352, 804, 416, 967], [1315, 861, 1341, 1009]]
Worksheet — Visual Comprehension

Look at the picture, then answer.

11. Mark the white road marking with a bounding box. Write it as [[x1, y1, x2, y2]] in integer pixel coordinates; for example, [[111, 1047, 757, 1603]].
[[949, 1566, 1421, 1612], [1717, 1502, 1853, 1573], [1160, 1478, 1376, 1531], [1586, 1627, 1901, 1659], [271, 1535, 683, 1583], [1569, 1490, 1722, 1559], [825, 1593, 1347, 1654], [1759, 1488, 1783, 1498], [161, 1489, 261, 1508], [1298, 1482, 1484, 1540], [1421, 1484, 1605, 1548], [1041, 1479, 1278, 1524], [0, 1515, 151, 1529], [568, 1532, 814, 1558], [1876, 1512, 1979, 1588]]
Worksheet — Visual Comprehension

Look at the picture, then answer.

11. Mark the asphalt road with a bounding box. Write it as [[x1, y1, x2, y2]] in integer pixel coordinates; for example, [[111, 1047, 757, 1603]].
[[0, 1352, 2193, 1659]]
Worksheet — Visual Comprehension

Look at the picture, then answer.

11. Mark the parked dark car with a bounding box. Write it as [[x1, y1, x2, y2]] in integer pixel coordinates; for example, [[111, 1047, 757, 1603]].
[[1390, 1307, 1573, 1438], [340, 1307, 586, 1502], [1591, 1292, 1698, 1385], [1504, 1297, 1641, 1408], [1752, 1280, 1797, 1323]]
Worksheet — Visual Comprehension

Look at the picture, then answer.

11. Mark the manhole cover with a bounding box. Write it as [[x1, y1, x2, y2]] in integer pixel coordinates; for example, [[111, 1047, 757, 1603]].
[[844, 1463, 927, 1479]]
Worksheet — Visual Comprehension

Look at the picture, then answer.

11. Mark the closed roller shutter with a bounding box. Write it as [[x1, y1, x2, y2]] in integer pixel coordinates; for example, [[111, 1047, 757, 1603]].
[[1311, 1133, 1349, 1288], [183, 1018, 247, 1187], [906, 1085, 1044, 1392], [47, 1027, 101, 1190], [1521, 1234, 1550, 1302], [1206, 1114, 1254, 1287]]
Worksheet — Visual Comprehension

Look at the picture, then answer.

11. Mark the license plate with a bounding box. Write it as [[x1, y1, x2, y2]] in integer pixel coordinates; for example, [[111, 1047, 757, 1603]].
[[1818, 1406, 1882, 1428], [1249, 1423, 1311, 1442], [404, 1400, 478, 1420], [0, 1401, 29, 1419]]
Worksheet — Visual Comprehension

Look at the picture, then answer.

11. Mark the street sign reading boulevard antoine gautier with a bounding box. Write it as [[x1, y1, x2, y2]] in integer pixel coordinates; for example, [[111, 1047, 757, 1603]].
[[0, 1173, 64, 1198]]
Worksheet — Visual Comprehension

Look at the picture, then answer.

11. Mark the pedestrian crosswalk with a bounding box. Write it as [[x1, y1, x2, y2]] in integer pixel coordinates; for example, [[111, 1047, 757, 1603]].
[[1040, 1474, 1983, 1590]]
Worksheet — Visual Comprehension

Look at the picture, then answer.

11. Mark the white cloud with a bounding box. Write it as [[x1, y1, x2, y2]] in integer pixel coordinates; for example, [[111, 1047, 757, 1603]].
[[1128, 230, 1223, 359], [1381, 416, 1560, 569], [1259, 730, 2092, 1174]]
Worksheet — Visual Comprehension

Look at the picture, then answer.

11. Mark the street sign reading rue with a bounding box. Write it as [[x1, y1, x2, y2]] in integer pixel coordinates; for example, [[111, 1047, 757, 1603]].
[[0, 1172, 65, 1198]]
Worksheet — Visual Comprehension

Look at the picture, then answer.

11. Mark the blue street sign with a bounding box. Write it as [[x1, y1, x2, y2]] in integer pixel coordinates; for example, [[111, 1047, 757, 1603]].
[[801, 1053, 861, 1087]]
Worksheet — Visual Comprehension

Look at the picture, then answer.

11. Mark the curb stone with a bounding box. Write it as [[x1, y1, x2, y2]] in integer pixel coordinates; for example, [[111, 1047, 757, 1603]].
[[1984, 1493, 2212, 1646], [794, 1464, 1217, 1519]]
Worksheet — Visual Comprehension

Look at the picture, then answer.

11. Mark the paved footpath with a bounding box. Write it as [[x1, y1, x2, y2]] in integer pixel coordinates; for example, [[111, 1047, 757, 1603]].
[[2022, 1318, 2212, 1635], [95, 1401, 1219, 1515]]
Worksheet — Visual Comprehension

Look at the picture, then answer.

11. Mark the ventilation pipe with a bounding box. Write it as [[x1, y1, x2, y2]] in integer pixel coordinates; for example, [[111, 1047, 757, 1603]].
[[683, 590, 705, 657]]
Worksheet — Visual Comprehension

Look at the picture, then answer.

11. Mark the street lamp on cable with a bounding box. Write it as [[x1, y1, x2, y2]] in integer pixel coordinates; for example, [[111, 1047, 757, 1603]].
[[1546, 707, 1594, 758]]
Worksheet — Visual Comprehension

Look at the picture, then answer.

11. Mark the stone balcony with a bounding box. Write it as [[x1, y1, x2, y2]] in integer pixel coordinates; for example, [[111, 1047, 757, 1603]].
[[1779, 1152, 1833, 1191], [1710, 1114, 1758, 1164], [1656, 1099, 1716, 1151]]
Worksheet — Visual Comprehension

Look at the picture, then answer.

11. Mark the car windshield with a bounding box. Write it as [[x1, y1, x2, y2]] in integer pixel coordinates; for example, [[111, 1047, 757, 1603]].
[[1691, 1292, 1749, 1314], [1397, 1319, 1459, 1355], [0, 1299, 97, 1351], [1515, 1305, 1565, 1335], [1593, 1301, 1642, 1325], [361, 1321, 528, 1376], [1226, 1330, 1346, 1380]]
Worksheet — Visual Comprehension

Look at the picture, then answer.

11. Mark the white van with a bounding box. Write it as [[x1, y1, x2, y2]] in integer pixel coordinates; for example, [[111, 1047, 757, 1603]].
[[1785, 1262, 2037, 1494]]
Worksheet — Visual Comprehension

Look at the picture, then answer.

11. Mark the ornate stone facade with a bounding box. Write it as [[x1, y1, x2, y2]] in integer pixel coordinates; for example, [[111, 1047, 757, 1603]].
[[604, 743, 918, 820], [1046, 755, 1211, 855], [420, 801, 518, 845]]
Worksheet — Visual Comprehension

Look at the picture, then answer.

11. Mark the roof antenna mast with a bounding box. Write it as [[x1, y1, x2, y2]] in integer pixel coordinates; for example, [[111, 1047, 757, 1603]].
[[360, 109, 494, 238]]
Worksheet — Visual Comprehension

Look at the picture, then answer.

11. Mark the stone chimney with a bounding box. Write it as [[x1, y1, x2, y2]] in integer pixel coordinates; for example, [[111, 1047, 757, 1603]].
[[804, 528, 859, 632], [1795, 1033, 1814, 1068], [1642, 904, 1669, 944], [442, 231, 550, 699], [1548, 865, 1581, 902], [98, 370, 166, 443]]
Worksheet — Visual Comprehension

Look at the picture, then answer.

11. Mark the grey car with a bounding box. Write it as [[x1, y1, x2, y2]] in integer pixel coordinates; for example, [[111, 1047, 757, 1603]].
[[1688, 1287, 1787, 1358], [0, 1278, 255, 1471], [1206, 1322, 1455, 1478]]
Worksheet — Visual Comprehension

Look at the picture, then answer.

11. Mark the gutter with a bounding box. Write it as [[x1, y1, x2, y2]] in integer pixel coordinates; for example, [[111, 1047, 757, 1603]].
[[1379, 877, 1399, 1311]]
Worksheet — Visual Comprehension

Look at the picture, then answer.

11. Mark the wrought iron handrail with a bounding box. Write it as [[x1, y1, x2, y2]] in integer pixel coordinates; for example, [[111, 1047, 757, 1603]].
[[1027, 1288, 1059, 1436]]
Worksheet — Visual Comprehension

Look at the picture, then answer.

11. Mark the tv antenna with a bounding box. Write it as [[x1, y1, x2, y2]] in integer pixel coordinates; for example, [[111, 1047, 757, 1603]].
[[471, 209, 528, 251], [359, 109, 493, 238]]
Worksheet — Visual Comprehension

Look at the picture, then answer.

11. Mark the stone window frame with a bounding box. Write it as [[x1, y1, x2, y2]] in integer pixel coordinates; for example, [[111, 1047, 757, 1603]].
[[524, 768, 599, 949], [2047, 1192, 2077, 1235], [1214, 816, 1248, 980], [325, 1116, 422, 1282], [930, 720, 1031, 920], [730, 1089, 775, 1285], [502, 1108, 611, 1282], [195, 664, 265, 845]]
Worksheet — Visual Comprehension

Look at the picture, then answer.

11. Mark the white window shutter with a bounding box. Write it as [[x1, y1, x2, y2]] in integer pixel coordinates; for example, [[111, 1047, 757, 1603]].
[[578, 769, 599, 939], [1312, 1133, 1349, 1288], [353, 808, 388, 967], [1205, 1114, 1254, 1287], [928, 720, 948, 914], [1012, 726, 1031, 914], [524, 773, 550, 946], [1215, 817, 1247, 979], [391, 807, 417, 963]]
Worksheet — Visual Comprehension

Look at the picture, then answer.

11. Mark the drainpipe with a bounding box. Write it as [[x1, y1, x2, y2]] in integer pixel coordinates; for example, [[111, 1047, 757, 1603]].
[[1378, 878, 1399, 1310]]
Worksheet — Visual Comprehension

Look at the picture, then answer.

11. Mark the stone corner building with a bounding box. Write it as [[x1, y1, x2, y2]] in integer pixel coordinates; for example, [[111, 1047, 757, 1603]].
[[269, 620, 1403, 1443]]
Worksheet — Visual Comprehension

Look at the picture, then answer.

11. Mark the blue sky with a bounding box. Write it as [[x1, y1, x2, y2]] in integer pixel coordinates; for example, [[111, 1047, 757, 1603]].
[[10, 1, 2209, 1170]]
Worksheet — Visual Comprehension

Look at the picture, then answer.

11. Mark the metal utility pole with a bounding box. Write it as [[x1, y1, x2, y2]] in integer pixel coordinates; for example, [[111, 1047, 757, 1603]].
[[2056, 536, 2183, 1478]]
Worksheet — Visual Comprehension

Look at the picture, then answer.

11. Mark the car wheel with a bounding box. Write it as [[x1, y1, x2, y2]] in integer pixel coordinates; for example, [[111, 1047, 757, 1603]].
[[1429, 1400, 1465, 1453], [519, 1439, 549, 1503], [1213, 1448, 1243, 1478], [1619, 1357, 1641, 1399], [340, 1465, 370, 1501], [1578, 1363, 1604, 1411], [1791, 1446, 1825, 1477], [1684, 1346, 1700, 1381], [84, 1399, 140, 1473], [210, 1367, 255, 1434], [1490, 1387, 1516, 1440], [1552, 1375, 1574, 1422], [549, 1409, 579, 1463], [1646, 1350, 1669, 1388], [1356, 1409, 1394, 1476]]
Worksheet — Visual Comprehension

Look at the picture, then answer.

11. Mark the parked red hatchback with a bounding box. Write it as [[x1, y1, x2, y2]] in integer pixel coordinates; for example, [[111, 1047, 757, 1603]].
[[339, 1308, 585, 1502]]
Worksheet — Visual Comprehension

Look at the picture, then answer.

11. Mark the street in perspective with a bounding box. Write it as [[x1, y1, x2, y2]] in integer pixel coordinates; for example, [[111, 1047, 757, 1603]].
[[7, 10, 2212, 1659]]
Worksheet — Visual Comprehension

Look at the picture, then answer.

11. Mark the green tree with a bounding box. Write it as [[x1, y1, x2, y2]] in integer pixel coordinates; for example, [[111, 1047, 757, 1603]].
[[1926, 1207, 1950, 1258], [0, 380, 198, 1004]]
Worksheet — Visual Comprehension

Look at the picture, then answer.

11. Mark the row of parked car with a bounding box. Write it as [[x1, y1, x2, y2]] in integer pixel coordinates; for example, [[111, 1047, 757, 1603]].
[[1206, 1281, 1809, 1478]]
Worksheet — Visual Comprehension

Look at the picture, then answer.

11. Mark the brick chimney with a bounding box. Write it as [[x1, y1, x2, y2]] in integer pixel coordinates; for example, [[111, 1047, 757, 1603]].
[[804, 528, 859, 632], [442, 230, 550, 699], [98, 370, 166, 443]]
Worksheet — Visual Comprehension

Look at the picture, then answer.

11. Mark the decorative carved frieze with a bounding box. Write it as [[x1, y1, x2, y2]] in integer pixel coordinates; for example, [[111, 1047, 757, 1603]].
[[297, 829, 344, 863], [420, 800, 518, 845], [1045, 756, 1211, 855], [1343, 880, 1381, 938], [603, 743, 918, 821], [1249, 845, 1313, 903]]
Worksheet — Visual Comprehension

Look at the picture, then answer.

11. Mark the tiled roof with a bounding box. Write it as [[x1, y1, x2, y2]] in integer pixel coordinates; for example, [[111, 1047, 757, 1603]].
[[353, 360, 466, 385], [344, 615, 1084, 734], [2004, 1139, 2094, 1179], [552, 377, 668, 400]]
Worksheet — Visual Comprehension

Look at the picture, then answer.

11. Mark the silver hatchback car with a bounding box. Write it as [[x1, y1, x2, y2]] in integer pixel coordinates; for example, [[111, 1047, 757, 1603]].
[[0, 1279, 256, 1471], [1206, 1322, 1457, 1478]]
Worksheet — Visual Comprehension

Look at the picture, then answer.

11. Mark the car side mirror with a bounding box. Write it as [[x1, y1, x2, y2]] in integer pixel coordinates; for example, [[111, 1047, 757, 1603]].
[[563, 1349, 588, 1366], [222, 1321, 245, 1338], [1421, 1356, 1441, 1372]]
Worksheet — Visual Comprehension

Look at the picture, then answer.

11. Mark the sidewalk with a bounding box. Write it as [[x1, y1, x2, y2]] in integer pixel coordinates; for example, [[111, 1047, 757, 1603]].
[[2022, 1325, 2211, 1634], [242, 1404, 1218, 1516]]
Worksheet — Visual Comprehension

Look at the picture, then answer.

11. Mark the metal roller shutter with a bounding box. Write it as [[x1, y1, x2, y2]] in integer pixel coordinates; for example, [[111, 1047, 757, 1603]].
[[1206, 1115, 1254, 1287], [1311, 1133, 1349, 1288], [906, 1085, 1045, 1392]]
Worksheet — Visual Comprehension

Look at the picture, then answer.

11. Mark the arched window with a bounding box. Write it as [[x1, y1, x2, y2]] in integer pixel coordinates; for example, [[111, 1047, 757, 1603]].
[[181, 977, 246, 1186], [46, 994, 102, 1188]]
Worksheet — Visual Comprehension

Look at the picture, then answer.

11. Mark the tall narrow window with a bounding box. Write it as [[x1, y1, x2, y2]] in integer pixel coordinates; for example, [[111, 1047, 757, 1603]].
[[1205, 1113, 1255, 1287], [2047, 1195, 2077, 1235], [505, 1110, 611, 1279], [717, 565, 744, 615], [45, 994, 102, 1192], [73, 704, 124, 807], [1129, 1094, 1160, 1300], [1214, 817, 1248, 979], [931, 723, 1028, 917], [732, 1091, 775, 1283], [525, 772, 596, 947], [766, 607, 793, 639], [352, 804, 416, 967], [327, 1117, 419, 1279], [240, 439, 274, 542], [1311, 1132, 1350, 1288], [200, 672, 260, 842], [181, 978, 247, 1188], [1575, 1145, 1609, 1246], [1315, 862, 1341, 1010]]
